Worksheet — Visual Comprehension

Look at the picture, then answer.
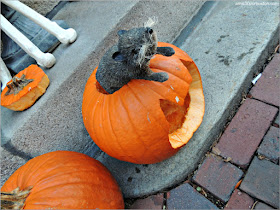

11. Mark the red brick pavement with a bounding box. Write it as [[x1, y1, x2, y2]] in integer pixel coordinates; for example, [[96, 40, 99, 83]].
[[214, 98, 278, 168], [192, 154, 243, 202], [224, 189, 254, 209], [250, 54, 280, 107], [128, 193, 164, 209]]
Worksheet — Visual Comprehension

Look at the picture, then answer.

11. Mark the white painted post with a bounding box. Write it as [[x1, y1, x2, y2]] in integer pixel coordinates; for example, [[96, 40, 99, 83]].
[[1, 15, 56, 68], [0, 58, 12, 90], [2, 0, 77, 44]]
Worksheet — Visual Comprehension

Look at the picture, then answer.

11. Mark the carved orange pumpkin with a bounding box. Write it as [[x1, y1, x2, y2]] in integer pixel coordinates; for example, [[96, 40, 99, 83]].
[[82, 42, 205, 164], [1, 65, 49, 111], [1, 151, 124, 209]]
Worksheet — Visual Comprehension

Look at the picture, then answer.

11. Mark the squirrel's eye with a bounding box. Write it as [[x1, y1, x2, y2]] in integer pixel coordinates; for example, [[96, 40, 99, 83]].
[[147, 28, 153, 34]]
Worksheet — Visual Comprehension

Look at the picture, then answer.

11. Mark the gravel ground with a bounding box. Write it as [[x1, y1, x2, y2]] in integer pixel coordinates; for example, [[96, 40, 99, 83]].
[[20, 0, 60, 16]]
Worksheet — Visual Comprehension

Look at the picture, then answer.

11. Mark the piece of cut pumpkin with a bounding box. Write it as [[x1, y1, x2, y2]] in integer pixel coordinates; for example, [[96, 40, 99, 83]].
[[1, 65, 49, 111]]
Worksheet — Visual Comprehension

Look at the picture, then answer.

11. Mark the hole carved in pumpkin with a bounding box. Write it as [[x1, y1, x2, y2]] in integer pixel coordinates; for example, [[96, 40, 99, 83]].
[[160, 94, 190, 134]]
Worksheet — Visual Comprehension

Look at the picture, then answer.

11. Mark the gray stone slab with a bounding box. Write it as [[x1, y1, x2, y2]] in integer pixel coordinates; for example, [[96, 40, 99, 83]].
[[1, 0, 206, 196], [167, 183, 218, 209], [240, 157, 279, 208], [257, 126, 279, 164], [0, 147, 27, 187]]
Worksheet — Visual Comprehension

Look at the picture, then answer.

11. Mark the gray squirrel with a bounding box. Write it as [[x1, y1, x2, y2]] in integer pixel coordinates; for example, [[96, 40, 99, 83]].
[[96, 24, 175, 94]]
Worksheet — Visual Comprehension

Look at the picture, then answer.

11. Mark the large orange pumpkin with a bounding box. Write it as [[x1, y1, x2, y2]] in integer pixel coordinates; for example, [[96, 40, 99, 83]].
[[1, 65, 49, 111], [1, 151, 124, 209], [82, 42, 205, 164]]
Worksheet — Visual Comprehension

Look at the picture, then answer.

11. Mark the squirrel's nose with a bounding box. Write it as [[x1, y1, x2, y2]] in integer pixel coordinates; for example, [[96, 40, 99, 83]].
[[147, 28, 153, 34]]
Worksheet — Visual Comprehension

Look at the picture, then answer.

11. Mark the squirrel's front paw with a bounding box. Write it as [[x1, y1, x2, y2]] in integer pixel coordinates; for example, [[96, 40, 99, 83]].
[[164, 48, 175, 57], [157, 47, 175, 57]]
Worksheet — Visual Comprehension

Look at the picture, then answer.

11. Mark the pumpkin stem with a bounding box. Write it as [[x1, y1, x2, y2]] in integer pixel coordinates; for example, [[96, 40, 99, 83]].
[[1, 186, 32, 209], [5, 74, 34, 96]]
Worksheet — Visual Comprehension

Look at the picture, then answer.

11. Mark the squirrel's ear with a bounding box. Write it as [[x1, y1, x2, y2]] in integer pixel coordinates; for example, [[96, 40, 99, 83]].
[[117, 30, 127, 36], [112, 51, 125, 62]]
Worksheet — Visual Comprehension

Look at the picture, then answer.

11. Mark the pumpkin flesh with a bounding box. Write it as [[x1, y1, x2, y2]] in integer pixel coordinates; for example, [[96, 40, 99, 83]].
[[82, 42, 204, 164], [163, 43, 205, 148]]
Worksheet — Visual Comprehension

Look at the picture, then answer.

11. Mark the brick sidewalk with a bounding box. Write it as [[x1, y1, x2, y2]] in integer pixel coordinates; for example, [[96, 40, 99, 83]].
[[127, 53, 279, 209]]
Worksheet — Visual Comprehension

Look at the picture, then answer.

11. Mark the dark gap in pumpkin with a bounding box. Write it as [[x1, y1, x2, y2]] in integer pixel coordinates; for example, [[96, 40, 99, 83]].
[[160, 94, 190, 134], [96, 81, 109, 94]]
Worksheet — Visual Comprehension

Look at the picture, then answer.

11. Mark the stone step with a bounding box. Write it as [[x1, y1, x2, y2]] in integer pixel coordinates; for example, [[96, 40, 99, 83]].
[[97, 1, 279, 198], [1, 0, 279, 199], [1, 0, 206, 190]]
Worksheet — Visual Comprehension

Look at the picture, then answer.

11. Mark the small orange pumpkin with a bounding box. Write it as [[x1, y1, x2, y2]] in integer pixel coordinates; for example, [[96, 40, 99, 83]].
[[82, 42, 205, 164], [1, 151, 124, 209], [1, 65, 49, 111]]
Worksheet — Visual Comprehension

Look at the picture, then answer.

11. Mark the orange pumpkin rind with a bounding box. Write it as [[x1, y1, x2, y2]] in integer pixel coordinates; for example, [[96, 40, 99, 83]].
[[1, 65, 49, 111], [82, 42, 205, 164], [1, 151, 124, 209]]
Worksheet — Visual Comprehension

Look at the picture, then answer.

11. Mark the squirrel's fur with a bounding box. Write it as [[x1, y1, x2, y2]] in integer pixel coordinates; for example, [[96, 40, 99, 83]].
[[96, 25, 175, 94]]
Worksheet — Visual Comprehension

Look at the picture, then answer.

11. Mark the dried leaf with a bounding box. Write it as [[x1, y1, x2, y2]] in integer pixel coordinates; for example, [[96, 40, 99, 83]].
[[251, 201, 258, 210], [201, 188, 208, 197], [224, 157, 232, 162], [212, 147, 221, 155], [234, 179, 242, 189], [258, 154, 266, 160]]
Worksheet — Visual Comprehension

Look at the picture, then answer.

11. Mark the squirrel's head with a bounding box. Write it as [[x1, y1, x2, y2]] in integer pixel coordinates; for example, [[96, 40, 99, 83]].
[[113, 27, 158, 67]]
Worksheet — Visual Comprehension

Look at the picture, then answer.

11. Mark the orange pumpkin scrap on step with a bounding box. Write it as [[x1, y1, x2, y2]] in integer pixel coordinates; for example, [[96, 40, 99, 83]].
[[1, 64, 49, 111], [82, 42, 205, 164], [1, 151, 124, 209]]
